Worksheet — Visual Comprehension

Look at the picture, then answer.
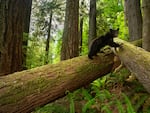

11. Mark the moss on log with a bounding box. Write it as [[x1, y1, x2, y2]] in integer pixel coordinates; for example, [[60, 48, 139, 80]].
[[0, 52, 114, 113], [115, 38, 150, 93]]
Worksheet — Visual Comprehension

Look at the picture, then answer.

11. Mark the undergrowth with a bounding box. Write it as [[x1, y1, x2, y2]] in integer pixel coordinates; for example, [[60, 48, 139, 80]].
[[33, 68, 150, 113]]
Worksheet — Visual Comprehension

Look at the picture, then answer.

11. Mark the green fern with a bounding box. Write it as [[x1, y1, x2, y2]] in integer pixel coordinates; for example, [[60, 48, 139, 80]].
[[67, 92, 75, 113], [134, 94, 148, 112], [82, 88, 93, 100], [82, 98, 95, 113], [91, 76, 107, 88], [116, 100, 125, 113], [122, 93, 136, 113], [96, 89, 112, 102], [101, 105, 112, 113]]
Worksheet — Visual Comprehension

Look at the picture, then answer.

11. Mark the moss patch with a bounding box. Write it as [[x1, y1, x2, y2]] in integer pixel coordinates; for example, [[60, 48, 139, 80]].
[[0, 77, 54, 105]]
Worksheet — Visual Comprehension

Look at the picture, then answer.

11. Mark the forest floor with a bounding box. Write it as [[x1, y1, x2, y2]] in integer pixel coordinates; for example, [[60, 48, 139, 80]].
[[33, 68, 150, 113]]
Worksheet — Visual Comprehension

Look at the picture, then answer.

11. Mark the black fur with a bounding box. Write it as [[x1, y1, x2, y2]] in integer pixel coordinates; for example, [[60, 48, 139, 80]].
[[88, 28, 120, 59]]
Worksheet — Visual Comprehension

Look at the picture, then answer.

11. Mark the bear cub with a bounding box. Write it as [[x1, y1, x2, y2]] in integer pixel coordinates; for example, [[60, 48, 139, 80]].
[[88, 28, 120, 59]]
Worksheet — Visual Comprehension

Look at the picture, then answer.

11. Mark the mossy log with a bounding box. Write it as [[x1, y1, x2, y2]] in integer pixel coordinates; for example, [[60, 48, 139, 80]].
[[114, 38, 150, 93], [0, 52, 115, 113]]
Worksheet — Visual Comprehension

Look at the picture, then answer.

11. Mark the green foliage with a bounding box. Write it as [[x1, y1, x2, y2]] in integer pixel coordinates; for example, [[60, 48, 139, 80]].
[[115, 12, 129, 40], [67, 92, 75, 113], [82, 98, 95, 113], [130, 93, 149, 113], [116, 99, 125, 113], [79, 17, 89, 55], [96, 0, 129, 40], [26, 36, 45, 68], [101, 105, 112, 113], [33, 103, 68, 113], [51, 30, 62, 63], [91, 76, 107, 88], [82, 88, 93, 100], [27, 0, 65, 67], [122, 93, 136, 113]]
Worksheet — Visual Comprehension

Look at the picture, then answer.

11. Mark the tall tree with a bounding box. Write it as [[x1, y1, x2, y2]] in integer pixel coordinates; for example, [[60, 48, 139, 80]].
[[124, 0, 142, 41], [32, 0, 65, 64], [79, 17, 83, 54], [142, 0, 150, 51], [0, 0, 27, 75], [79, 0, 87, 54], [88, 0, 96, 47], [23, 0, 32, 69], [61, 0, 79, 60], [45, 11, 53, 64]]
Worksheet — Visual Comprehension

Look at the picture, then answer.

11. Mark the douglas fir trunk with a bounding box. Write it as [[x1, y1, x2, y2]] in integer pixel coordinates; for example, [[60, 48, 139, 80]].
[[0, 0, 26, 75], [142, 0, 150, 51], [124, 0, 142, 41]]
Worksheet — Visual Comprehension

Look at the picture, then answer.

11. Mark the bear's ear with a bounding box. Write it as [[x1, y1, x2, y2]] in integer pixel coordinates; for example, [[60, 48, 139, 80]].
[[110, 29, 113, 32], [117, 28, 119, 31]]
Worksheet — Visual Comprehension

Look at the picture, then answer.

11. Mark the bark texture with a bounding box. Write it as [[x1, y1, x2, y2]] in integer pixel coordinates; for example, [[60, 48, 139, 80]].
[[89, 0, 96, 47], [142, 0, 150, 51], [124, 0, 142, 41], [0, 0, 26, 75], [114, 38, 150, 93], [79, 17, 83, 54], [61, 0, 79, 60], [0, 52, 114, 113]]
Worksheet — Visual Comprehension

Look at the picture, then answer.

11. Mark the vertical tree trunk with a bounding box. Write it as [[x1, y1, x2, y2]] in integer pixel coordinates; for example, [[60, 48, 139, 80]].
[[89, 0, 96, 47], [45, 11, 53, 64], [142, 0, 150, 51], [23, 0, 32, 69], [0, 0, 26, 75], [124, 0, 142, 41], [79, 17, 83, 54], [61, 0, 79, 60], [124, 0, 128, 26]]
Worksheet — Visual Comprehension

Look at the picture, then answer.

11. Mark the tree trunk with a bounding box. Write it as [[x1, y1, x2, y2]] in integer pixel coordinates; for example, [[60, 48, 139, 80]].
[[88, 0, 96, 47], [0, 0, 26, 75], [114, 38, 150, 93], [124, 0, 128, 26], [61, 0, 79, 60], [79, 17, 83, 54], [124, 0, 142, 41], [0, 52, 115, 113], [45, 11, 53, 64], [142, 0, 150, 51], [22, 0, 32, 70]]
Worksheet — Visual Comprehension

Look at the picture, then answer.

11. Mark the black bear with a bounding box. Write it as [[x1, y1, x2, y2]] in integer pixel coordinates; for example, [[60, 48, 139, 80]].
[[88, 28, 120, 59]]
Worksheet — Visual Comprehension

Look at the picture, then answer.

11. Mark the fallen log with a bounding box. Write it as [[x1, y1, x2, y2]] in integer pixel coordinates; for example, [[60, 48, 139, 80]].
[[0, 52, 114, 113], [114, 38, 150, 93]]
